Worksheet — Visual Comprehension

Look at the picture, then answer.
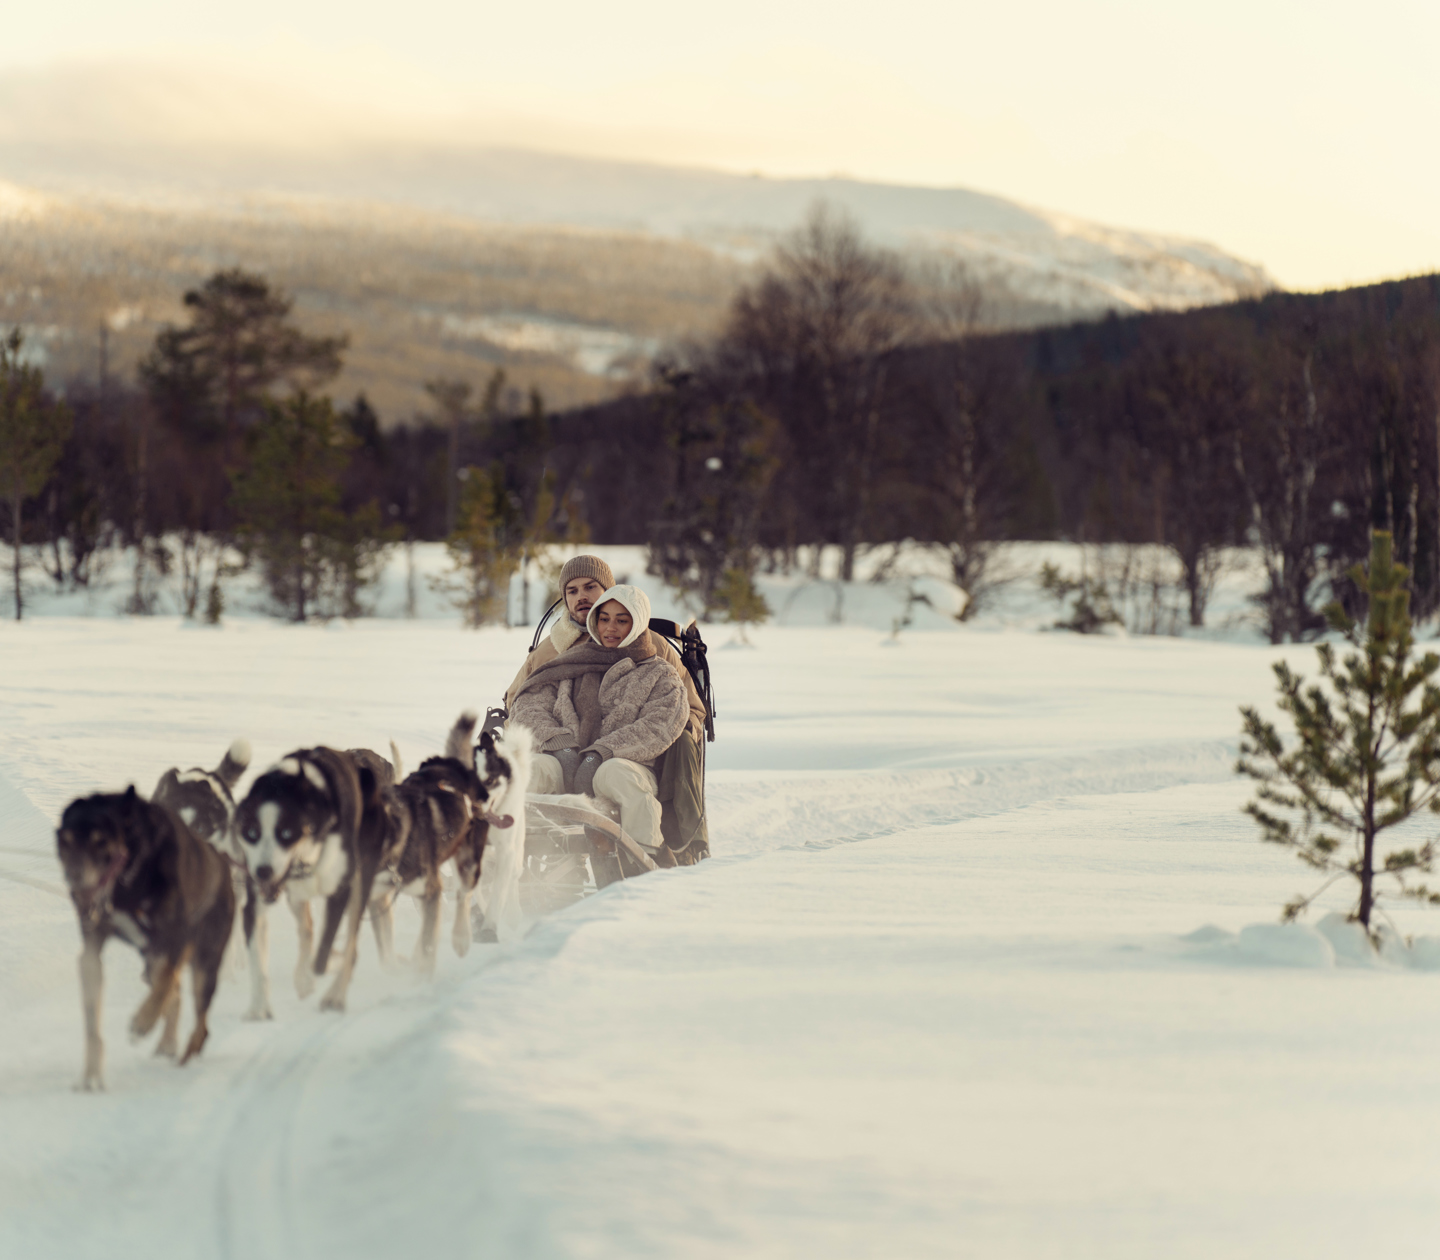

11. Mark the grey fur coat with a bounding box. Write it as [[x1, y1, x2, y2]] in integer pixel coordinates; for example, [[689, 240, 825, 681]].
[[510, 643, 688, 769]]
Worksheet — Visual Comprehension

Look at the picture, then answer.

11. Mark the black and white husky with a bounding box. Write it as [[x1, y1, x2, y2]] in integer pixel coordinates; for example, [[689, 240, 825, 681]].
[[151, 739, 251, 850], [368, 713, 491, 974], [233, 748, 388, 1016], [151, 739, 251, 965]]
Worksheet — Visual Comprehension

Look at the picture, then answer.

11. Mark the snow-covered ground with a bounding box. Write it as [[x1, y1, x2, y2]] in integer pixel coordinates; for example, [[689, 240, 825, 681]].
[[4, 557, 1440, 1258], [10, 538, 1270, 643]]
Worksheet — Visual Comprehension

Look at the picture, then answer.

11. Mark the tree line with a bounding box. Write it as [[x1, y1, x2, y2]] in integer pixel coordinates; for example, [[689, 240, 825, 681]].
[[4, 209, 1440, 637], [0, 269, 579, 623]]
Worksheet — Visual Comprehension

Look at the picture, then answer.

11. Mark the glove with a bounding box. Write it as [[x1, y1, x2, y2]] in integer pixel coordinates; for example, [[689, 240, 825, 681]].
[[573, 749, 606, 798], [552, 748, 582, 793]]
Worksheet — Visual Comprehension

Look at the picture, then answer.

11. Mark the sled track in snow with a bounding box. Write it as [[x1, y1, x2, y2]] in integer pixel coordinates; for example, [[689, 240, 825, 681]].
[[709, 739, 1239, 857], [213, 1013, 349, 1260], [0, 864, 67, 897]]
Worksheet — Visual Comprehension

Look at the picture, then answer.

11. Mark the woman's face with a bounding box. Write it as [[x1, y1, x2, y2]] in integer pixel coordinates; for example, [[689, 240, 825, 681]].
[[593, 600, 633, 648]]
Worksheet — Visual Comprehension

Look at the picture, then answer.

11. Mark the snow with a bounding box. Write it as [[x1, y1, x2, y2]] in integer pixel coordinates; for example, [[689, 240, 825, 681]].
[[9, 538, 1272, 645], [436, 312, 659, 378], [3, 563, 1440, 1257]]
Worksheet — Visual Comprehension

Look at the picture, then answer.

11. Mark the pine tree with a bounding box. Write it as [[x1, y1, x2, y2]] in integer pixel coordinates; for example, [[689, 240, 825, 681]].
[[438, 464, 519, 628], [437, 461, 579, 628], [1, 329, 72, 620], [140, 269, 348, 618], [647, 373, 778, 621], [1239, 530, 1440, 932], [231, 392, 395, 621], [710, 566, 770, 643]]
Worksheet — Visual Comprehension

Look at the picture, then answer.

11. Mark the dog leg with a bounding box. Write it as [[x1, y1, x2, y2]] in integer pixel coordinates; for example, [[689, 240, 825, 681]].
[[224, 868, 249, 980], [244, 894, 274, 1021], [313, 882, 347, 978], [293, 898, 316, 999], [452, 884, 473, 957], [180, 964, 214, 1066], [77, 937, 105, 1091], [416, 882, 441, 977], [155, 981, 182, 1058], [181, 870, 234, 1064], [320, 858, 376, 1013], [180, 906, 229, 1065], [130, 947, 188, 1042], [370, 890, 397, 969]]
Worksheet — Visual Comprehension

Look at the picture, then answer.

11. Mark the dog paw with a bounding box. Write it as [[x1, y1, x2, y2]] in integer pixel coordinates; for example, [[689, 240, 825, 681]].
[[475, 925, 499, 944], [154, 1038, 178, 1060], [243, 1003, 274, 1022], [453, 924, 472, 957], [294, 972, 316, 999], [318, 992, 346, 1013], [75, 1075, 105, 1093]]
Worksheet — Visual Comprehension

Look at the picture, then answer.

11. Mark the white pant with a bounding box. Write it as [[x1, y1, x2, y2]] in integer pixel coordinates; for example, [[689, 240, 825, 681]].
[[529, 753, 663, 850]]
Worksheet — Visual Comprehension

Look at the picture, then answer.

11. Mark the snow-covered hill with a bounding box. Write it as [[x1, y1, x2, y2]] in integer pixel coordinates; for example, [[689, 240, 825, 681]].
[[0, 62, 1272, 319]]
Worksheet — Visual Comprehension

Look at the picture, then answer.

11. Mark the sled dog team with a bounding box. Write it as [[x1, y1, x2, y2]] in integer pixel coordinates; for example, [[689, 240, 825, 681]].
[[55, 559, 697, 1091], [57, 713, 532, 1091]]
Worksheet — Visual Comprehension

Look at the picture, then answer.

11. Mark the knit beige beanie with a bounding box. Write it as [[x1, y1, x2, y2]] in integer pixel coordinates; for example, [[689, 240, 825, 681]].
[[559, 554, 615, 591]]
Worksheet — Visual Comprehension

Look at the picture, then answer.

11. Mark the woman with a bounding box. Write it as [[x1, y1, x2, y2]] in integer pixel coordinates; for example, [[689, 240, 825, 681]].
[[509, 584, 687, 853]]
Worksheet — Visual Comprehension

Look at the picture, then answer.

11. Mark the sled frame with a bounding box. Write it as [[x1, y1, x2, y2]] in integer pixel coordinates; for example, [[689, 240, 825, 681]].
[[520, 793, 658, 914]]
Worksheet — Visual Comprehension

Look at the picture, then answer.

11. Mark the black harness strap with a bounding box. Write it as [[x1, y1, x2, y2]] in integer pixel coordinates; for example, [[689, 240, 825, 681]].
[[529, 598, 563, 653]]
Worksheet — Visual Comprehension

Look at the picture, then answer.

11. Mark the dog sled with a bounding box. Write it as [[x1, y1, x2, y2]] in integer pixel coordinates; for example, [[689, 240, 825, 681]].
[[485, 613, 715, 914]]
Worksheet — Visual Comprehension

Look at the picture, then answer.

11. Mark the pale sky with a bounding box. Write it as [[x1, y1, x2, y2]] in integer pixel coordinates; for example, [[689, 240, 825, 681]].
[[4, 0, 1438, 290]]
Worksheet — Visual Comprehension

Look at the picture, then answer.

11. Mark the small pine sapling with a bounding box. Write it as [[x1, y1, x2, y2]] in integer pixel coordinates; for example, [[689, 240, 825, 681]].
[[1039, 561, 1120, 634], [710, 565, 770, 644], [1238, 530, 1440, 934]]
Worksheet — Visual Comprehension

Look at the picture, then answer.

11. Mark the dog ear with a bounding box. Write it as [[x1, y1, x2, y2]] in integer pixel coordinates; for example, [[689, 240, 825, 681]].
[[479, 730, 495, 752]]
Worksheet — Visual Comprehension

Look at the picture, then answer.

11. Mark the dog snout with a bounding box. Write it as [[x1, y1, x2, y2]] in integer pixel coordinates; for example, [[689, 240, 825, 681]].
[[255, 863, 274, 884]]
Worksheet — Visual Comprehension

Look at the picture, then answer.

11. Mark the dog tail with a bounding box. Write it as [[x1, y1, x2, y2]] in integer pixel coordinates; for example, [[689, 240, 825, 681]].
[[389, 739, 404, 782], [447, 710, 479, 769], [216, 738, 252, 791], [496, 721, 533, 811]]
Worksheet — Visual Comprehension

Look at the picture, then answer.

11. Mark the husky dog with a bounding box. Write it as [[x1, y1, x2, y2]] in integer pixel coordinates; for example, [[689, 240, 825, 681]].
[[368, 712, 507, 974], [233, 748, 387, 1017], [57, 787, 236, 1090], [472, 723, 532, 944], [152, 739, 251, 965], [150, 739, 251, 852]]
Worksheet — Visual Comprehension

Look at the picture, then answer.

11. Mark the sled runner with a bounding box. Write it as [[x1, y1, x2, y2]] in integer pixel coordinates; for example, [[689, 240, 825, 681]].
[[518, 793, 659, 915]]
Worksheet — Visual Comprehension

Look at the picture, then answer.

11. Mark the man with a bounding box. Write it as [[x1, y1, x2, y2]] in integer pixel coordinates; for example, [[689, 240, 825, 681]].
[[506, 555, 707, 741]]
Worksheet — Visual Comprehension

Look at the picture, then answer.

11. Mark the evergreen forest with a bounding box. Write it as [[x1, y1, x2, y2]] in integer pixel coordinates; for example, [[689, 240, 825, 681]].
[[5, 209, 1440, 639]]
